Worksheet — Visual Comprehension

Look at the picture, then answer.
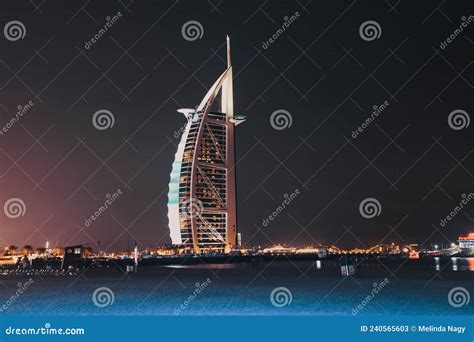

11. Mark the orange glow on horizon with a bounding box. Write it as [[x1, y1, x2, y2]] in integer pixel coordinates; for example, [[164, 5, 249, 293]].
[[458, 232, 474, 240]]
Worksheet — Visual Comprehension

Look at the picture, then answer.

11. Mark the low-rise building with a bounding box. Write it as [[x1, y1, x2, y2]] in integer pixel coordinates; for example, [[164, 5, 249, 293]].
[[458, 233, 474, 256]]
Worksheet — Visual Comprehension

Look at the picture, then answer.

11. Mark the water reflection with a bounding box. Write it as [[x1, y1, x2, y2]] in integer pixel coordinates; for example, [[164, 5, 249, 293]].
[[164, 264, 240, 269], [450, 257, 474, 271]]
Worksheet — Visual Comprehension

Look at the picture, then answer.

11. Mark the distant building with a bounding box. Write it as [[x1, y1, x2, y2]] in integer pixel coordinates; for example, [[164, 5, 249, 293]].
[[0, 256, 17, 265], [263, 245, 296, 254], [61, 245, 84, 269], [458, 233, 474, 256]]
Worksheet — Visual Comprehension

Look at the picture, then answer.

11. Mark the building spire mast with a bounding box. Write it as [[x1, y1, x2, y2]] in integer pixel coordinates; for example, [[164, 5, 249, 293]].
[[220, 35, 233, 117], [226, 35, 231, 68]]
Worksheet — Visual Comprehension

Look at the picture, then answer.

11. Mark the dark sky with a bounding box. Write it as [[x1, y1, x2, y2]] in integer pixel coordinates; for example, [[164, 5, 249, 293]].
[[0, 0, 472, 251]]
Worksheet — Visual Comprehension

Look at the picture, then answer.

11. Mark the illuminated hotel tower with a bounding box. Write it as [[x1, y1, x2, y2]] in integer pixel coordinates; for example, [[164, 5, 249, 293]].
[[167, 36, 246, 253]]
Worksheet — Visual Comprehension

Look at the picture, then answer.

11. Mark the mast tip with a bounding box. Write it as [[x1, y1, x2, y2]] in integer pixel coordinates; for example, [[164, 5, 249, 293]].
[[226, 35, 231, 68]]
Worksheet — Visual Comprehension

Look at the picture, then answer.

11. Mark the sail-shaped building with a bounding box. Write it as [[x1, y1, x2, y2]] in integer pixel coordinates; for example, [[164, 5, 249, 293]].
[[167, 37, 246, 253]]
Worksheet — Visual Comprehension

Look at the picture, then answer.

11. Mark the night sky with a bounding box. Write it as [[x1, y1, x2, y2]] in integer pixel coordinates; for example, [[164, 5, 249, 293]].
[[0, 0, 472, 251]]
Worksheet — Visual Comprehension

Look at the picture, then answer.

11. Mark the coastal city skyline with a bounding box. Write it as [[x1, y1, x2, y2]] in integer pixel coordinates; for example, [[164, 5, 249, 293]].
[[0, 1, 472, 252], [0, 3, 473, 339], [1, 231, 473, 256]]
